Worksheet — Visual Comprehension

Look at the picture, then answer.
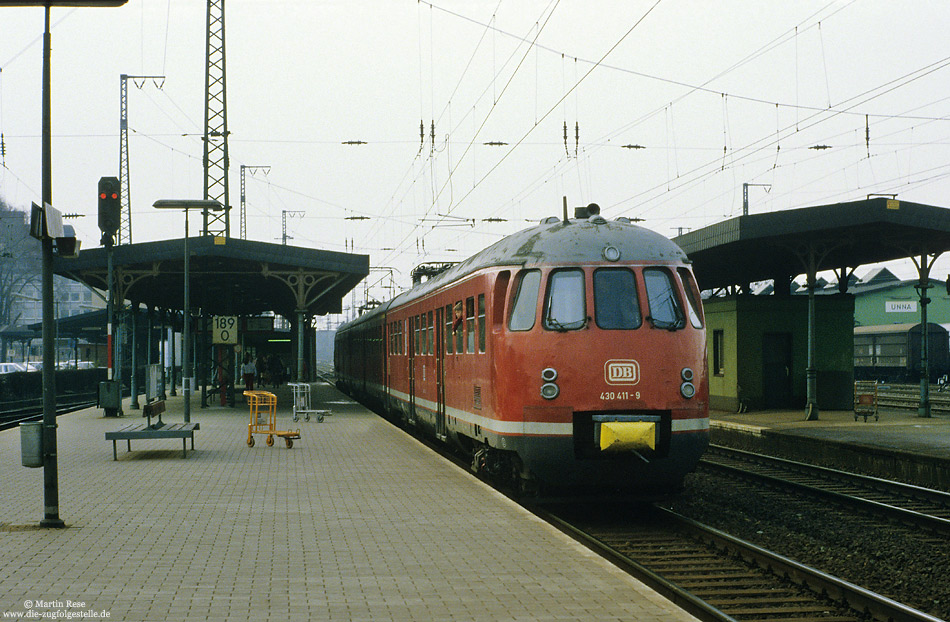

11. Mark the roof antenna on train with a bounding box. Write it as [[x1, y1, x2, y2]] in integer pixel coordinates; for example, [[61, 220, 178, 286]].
[[562, 196, 569, 224]]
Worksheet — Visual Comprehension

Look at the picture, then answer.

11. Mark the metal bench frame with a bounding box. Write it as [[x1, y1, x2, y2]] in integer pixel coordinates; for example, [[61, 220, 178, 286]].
[[104, 400, 199, 460]]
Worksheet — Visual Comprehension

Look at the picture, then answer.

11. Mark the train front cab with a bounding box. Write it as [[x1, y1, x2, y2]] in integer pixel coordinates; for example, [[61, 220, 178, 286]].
[[491, 262, 710, 493]]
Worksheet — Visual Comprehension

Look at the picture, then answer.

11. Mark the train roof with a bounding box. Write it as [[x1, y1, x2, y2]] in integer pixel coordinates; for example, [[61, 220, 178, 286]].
[[339, 214, 688, 332]]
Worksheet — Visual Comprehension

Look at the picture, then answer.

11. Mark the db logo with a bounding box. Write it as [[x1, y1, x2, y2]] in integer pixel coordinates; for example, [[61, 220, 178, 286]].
[[605, 359, 640, 385]]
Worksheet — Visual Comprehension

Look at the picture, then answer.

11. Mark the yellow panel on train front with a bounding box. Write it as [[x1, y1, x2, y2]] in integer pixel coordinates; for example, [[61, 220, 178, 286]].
[[599, 421, 656, 452]]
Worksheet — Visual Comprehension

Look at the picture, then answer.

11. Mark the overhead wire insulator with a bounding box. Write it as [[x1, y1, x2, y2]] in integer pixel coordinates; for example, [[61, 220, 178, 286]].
[[574, 121, 579, 157], [563, 121, 569, 157]]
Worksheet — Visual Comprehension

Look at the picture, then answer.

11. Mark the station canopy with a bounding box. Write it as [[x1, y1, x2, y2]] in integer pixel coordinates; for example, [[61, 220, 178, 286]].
[[673, 198, 950, 290], [54, 236, 369, 318]]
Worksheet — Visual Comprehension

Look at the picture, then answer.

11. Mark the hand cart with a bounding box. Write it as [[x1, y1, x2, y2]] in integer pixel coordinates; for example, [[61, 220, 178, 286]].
[[853, 381, 879, 422], [244, 390, 300, 447], [288, 382, 330, 422]]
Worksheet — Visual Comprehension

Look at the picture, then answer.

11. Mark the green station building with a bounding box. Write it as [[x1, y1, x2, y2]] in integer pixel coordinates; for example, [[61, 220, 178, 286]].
[[674, 198, 950, 416]]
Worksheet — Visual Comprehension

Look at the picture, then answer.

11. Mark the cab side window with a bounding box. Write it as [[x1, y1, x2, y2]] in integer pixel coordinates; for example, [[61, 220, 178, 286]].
[[508, 270, 540, 331]]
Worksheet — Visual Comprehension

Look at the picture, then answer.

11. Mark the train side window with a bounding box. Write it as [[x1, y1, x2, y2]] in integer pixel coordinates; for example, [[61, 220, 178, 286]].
[[455, 301, 464, 352], [643, 268, 685, 330], [678, 268, 704, 328], [419, 313, 426, 355], [543, 269, 586, 331], [445, 304, 454, 354], [478, 294, 486, 352], [427, 311, 434, 355], [508, 270, 541, 331], [466, 297, 476, 353], [593, 268, 641, 329], [414, 315, 420, 355]]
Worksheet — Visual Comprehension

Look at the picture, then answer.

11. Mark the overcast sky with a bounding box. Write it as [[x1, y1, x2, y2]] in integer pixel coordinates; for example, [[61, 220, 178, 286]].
[[1, 1, 949, 311]]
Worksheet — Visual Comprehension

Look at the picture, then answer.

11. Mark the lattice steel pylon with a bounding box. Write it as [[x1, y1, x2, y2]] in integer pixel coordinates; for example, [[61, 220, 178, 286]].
[[118, 74, 164, 245], [203, 0, 230, 237]]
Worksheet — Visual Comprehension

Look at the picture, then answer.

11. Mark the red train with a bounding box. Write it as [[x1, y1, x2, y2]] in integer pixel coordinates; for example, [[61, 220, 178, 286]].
[[335, 204, 709, 494]]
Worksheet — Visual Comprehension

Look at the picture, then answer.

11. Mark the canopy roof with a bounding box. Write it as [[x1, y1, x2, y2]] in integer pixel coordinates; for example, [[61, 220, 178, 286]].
[[673, 198, 950, 290], [54, 236, 368, 317]]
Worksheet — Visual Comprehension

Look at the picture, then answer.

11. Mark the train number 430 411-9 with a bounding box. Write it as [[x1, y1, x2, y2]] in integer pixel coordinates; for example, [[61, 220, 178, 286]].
[[600, 391, 640, 400]]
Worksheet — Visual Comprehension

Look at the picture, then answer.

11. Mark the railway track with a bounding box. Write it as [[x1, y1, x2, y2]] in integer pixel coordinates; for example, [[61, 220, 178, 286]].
[[701, 445, 950, 535], [0, 395, 98, 431], [874, 383, 950, 413], [540, 503, 941, 622]]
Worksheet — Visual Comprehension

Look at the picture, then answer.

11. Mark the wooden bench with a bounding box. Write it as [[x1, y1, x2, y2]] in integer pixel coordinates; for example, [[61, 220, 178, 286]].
[[105, 400, 199, 460]]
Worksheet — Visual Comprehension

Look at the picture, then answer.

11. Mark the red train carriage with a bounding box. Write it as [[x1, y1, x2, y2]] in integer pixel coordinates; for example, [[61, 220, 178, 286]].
[[335, 206, 709, 494]]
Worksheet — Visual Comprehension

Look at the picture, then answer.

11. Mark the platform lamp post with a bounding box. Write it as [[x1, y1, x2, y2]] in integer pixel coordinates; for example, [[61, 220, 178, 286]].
[[3, 0, 128, 529], [153, 200, 222, 423]]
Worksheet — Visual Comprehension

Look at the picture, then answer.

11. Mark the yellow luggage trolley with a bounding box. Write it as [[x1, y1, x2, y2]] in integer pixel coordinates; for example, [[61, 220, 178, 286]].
[[853, 381, 879, 422], [244, 390, 300, 447]]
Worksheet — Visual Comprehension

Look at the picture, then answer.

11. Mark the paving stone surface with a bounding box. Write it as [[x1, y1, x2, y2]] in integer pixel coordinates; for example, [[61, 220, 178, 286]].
[[0, 382, 697, 621]]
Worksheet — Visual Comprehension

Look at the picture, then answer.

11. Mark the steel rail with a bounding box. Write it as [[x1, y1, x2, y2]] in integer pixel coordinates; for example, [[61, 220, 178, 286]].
[[702, 445, 950, 534]]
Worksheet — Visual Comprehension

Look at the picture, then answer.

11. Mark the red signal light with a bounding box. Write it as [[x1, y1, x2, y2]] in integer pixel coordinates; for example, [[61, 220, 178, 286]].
[[100, 192, 107, 200]]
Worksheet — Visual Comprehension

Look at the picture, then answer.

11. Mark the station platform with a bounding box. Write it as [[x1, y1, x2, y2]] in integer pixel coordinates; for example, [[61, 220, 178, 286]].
[[710, 407, 950, 490], [0, 383, 698, 622]]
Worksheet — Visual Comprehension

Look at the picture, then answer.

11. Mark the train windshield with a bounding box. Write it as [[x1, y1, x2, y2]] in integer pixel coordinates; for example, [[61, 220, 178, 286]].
[[644, 268, 685, 330], [544, 269, 587, 331], [594, 268, 642, 329]]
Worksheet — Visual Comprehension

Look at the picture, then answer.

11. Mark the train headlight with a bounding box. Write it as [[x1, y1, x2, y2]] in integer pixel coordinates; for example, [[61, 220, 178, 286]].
[[681, 367, 694, 382], [541, 382, 560, 400], [541, 367, 558, 382], [680, 381, 696, 399], [602, 245, 621, 262]]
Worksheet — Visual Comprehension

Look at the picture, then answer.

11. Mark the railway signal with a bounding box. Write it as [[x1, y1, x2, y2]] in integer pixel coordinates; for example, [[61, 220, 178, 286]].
[[98, 176, 120, 246]]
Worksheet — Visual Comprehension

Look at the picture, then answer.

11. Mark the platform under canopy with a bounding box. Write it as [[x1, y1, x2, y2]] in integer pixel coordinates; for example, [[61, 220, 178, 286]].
[[674, 198, 950, 290], [54, 236, 369, 317]]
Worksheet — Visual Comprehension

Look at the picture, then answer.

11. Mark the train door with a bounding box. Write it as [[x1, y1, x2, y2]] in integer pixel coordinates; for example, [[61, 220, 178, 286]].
[[408, 315, 416, 425], [763, 332, 792, 408], [435, 306, 447, 440]]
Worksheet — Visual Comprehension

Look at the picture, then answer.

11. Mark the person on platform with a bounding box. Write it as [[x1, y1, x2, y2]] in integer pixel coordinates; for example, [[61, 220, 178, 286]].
[[241, 354, 257, 392], [269, 354, 284, 389]]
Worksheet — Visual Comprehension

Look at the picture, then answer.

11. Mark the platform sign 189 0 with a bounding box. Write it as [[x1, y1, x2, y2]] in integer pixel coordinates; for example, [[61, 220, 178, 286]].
[[213, 316, 238, 344]]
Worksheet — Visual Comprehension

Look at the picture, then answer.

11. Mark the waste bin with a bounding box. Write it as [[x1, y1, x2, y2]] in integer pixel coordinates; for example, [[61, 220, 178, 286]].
[[20, 422, 42, 468], [98, 380, 121, 416]]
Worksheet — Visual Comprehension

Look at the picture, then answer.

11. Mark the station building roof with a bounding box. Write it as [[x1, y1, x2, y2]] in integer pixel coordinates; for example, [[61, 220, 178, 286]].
[[54, 236, 369, 318], [673, 198, 950, 290]]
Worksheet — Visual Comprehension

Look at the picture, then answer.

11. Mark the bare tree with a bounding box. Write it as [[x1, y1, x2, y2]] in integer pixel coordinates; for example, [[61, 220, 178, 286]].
[[0, 198, 41, 327]]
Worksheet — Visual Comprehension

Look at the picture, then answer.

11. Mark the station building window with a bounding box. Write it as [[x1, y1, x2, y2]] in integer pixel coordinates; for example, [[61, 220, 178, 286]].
[[713, 329, 725, 376]]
